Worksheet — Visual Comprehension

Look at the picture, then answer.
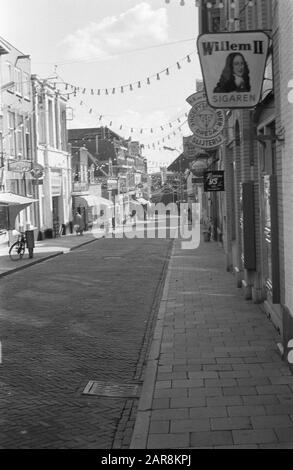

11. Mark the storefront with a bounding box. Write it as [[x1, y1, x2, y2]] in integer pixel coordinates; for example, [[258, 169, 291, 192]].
[[72, 194, 113, 230]]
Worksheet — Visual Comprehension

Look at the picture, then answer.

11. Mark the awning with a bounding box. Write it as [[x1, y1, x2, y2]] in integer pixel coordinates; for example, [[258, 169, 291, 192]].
[[0, 192, 38, 206], [73, 195, 113, 208], [0, 192, 38, 230]]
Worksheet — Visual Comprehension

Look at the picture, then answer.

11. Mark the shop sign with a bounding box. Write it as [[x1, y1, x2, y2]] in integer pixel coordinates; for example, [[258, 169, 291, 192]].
[[30, 163, 44, 180], [197, 31, 270, 109], [107, 178, 118, 191], [186, 92, 225, 149], [183, 136, 202, 159], [8, 160, 32, 172], [204, 171, 225, 192]]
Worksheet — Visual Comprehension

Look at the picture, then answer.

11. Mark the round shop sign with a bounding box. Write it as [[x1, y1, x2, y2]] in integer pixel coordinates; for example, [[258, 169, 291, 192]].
[[30, 163, 44, 179], [188, 95, 225, 139], [186, 91, 225, 149]]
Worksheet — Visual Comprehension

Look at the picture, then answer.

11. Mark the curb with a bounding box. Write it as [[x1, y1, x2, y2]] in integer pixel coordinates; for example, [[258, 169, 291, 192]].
[[0, 236, 100, 279], [130, 242, 176, 449]]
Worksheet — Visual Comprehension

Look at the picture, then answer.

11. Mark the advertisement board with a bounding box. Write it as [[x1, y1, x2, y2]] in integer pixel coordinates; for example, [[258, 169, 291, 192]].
[[204, 171, 225, 192], [197, 31, 270, 109], [186, 91, 225, 149]]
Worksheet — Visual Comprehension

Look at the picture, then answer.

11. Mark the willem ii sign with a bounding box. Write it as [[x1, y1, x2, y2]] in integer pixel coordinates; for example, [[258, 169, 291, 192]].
[[197, 31, 270, 109]]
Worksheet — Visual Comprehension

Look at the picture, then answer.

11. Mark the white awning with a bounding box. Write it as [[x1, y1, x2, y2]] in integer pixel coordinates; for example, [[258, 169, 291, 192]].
[[73, 195, 113, 208], [0, 192, 38, 206], [0, 192, 38, 230]]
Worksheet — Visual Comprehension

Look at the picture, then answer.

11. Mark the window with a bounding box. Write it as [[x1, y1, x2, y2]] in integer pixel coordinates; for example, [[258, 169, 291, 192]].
[[3, 62, 14, 90], [48, 99, 55, 147], [60, 101, 67, 151], [55, 99, 60, 149], [7, 111, 16, 157], [38, 95, 46, 144], [14, 67, 22, 95], [23, 72, 30, 99], [25, 119, 31, 159], [16, 115, 24, 158]]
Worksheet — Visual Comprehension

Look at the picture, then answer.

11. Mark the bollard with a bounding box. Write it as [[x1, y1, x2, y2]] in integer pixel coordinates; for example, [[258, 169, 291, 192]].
[[25, 229, 35, 258]]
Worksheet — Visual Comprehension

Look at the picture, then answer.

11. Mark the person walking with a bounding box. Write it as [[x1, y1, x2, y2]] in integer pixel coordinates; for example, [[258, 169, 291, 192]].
[[74, 210, 85, 236]]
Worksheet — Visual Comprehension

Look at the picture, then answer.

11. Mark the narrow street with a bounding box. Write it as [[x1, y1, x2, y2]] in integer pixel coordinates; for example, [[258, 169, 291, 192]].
[[0, 238, 172, 449]]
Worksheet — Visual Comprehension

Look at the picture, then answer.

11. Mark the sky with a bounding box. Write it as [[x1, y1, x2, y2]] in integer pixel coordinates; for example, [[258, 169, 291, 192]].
[[1, 0, 202, 172]]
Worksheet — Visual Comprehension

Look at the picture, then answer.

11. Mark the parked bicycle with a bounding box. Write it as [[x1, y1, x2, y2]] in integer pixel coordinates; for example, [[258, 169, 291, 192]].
[[9, 231, 33, 261]]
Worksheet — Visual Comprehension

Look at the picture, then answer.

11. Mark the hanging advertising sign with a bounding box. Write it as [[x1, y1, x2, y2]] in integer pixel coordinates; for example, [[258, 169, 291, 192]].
[[30, 163, 44, 180], [186, 91, 225, 149], [204, 171, 225, 192], [107, 178, 118, 191], [197, 31, 270, 109], [8, 160, 32, 172]]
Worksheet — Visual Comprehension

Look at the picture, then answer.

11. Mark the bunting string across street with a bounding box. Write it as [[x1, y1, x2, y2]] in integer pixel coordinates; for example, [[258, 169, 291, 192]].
[[54, 50, 196, 98]]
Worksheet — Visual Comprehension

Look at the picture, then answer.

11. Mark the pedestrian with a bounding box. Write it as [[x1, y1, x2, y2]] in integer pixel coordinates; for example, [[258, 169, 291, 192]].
[[74, 210, 84, 236]]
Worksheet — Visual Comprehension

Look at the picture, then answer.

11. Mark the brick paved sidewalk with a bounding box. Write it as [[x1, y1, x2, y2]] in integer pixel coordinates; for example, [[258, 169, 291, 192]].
[[131, 237, 293, 449]]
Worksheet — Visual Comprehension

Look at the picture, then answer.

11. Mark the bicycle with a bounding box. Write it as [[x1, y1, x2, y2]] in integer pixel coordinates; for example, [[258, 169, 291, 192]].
[[9, 232, 27, 261]]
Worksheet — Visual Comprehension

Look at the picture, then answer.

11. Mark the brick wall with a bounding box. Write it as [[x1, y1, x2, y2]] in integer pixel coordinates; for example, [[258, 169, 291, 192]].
[[275, 0, 293, 316]]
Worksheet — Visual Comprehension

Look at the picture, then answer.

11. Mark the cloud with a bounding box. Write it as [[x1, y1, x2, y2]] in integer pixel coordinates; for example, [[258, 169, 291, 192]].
[[62, 2, 168, 61]]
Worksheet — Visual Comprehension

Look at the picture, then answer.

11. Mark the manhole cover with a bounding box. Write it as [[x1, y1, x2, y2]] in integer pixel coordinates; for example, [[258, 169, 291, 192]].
[[82, 380, 140, 398]]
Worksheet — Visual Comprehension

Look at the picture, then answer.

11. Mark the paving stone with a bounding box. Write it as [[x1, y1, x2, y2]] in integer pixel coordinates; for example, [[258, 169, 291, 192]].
[[265, 404, 293, 415], [204, 378, 237, 388], [152, 398, 170, 409], [251, 415, 293, 429], [171, 379, 204, 388], [147, 433, 189, 449], [170, 397, 206, 408], [274, 427, 293, 442], [190, 406, 227, 419], [259, 443, 293, 449], [154, 388, 188, 399], [256, 385, 292, 395], [222, 387, 257, 396], [227, 405, 266, 417], [207, 396, 243, 407], [155, 381, 172, 389], [151, 408, 189, 421], [269, 377, 293, 385], [211, 417, 251, 431], [149, 421, 170, 434], [190, 430, 233, 448], [218, 371, 251, 379], [188, 372, 219, 379], [242, 395, 279, 406], [232, 429, 278, 445], [170, 418, 210, 433]]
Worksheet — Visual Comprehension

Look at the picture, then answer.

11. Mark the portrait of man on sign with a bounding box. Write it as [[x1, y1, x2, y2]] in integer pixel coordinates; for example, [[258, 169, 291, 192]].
[[213, 52, 251, 93]]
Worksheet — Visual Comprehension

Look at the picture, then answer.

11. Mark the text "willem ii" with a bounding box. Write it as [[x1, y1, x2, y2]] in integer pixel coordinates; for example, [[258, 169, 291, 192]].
[[202, 40, 265, 56]]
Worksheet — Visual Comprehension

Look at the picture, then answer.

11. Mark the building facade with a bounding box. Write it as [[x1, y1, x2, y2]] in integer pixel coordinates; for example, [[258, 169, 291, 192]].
[[197, 0, 293, 361], [32, 75, 72, 238], [0, 37, 37, 236]]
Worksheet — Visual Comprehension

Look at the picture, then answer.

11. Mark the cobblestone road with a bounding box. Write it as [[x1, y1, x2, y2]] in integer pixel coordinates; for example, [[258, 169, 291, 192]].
[[0, 238, 172, 448]]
